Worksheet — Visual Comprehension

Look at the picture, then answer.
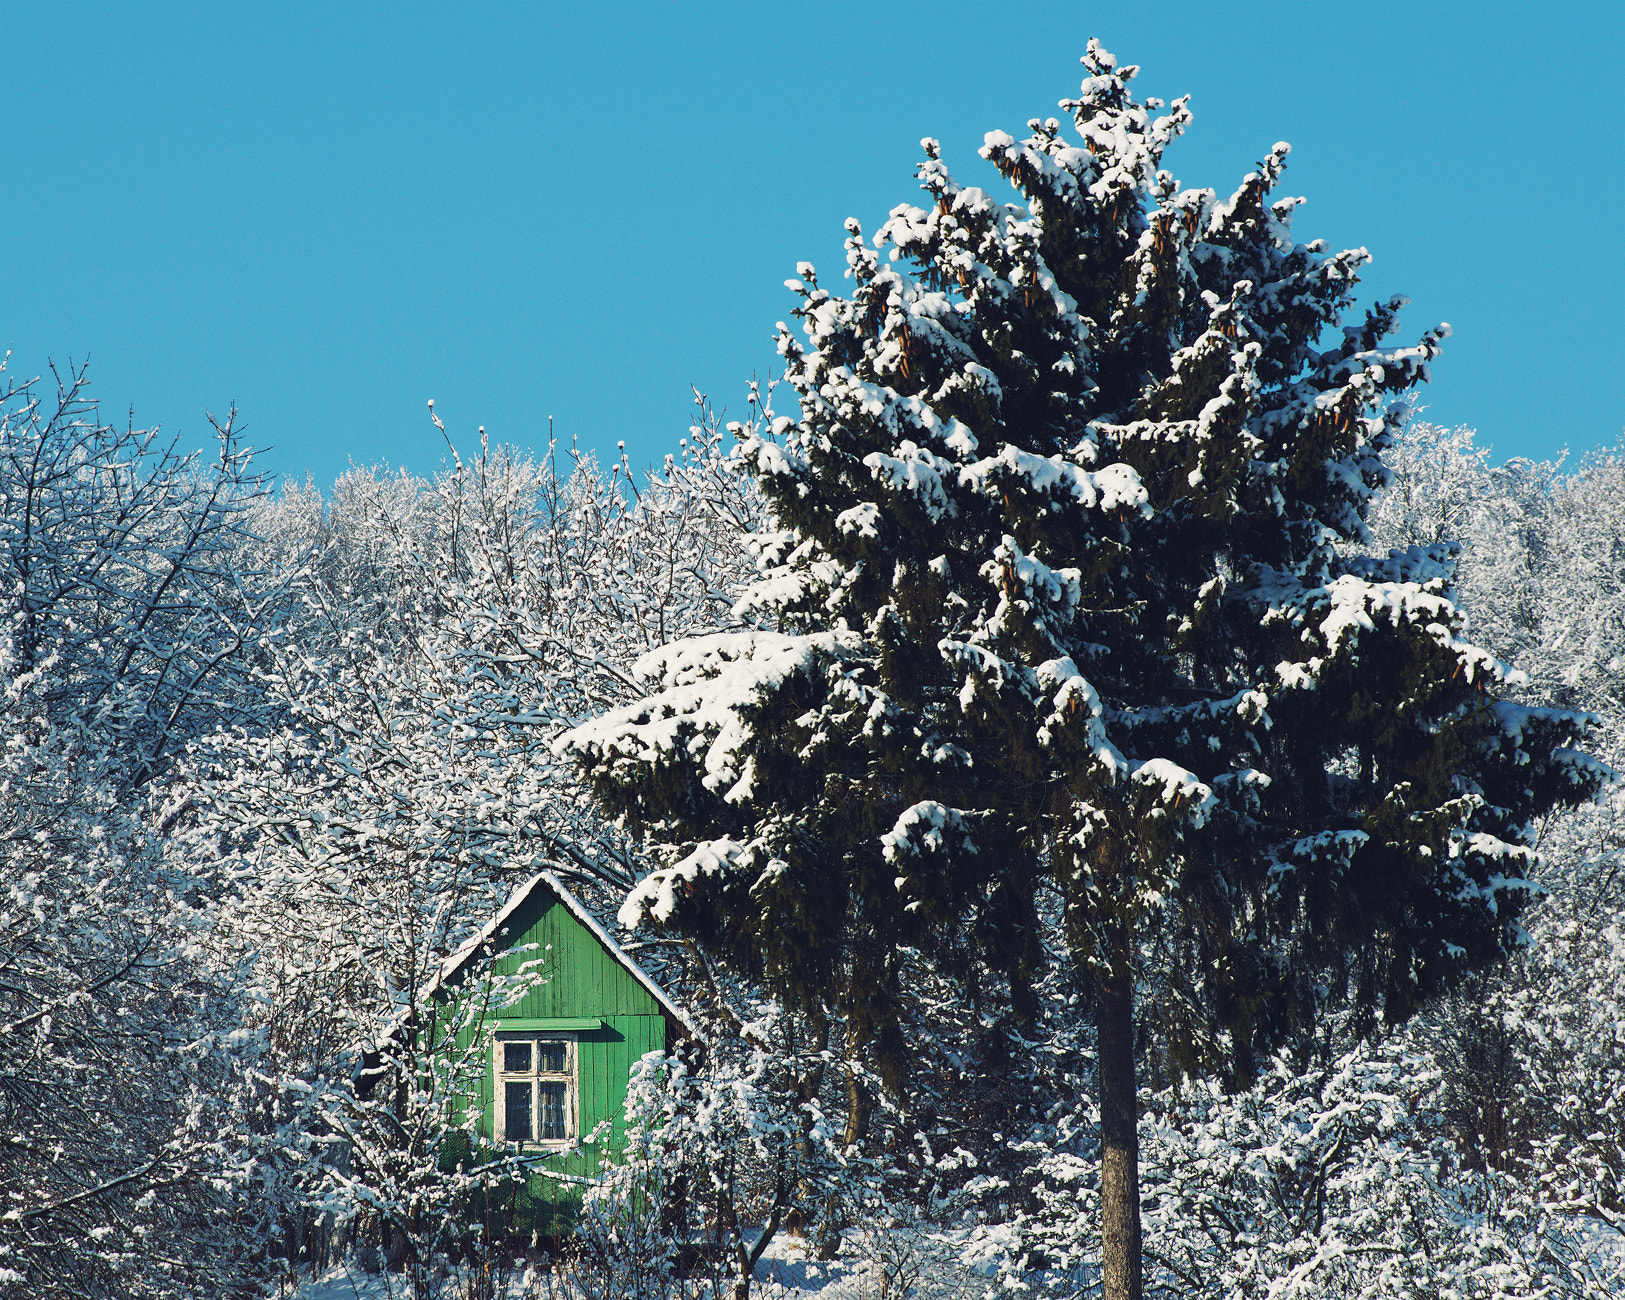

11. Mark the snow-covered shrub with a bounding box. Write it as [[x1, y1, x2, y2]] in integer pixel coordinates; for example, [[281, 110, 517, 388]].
[[966, 1037, 1624, 1298], [1485, 766, 1625, 1254], [244, 949, 558, 1300], [578, 1002, 873, 1300], [0, 700, 257, 1299]]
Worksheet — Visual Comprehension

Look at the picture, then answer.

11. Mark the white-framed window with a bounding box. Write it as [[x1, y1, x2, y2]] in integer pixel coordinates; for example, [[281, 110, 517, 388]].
[[494, 1032, 577, 1146]]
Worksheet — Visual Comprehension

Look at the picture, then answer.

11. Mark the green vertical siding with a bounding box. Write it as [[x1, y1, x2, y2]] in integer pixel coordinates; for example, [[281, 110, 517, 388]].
[[494, 894, 665, 1019]]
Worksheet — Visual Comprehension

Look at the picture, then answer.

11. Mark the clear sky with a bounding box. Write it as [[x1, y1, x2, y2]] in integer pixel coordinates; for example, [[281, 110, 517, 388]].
[[5, 2, 1621, 491]]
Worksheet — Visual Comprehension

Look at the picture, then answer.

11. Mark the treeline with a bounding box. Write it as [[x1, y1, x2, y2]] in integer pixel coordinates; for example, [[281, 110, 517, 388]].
[[1, 350, 1621, 1298]]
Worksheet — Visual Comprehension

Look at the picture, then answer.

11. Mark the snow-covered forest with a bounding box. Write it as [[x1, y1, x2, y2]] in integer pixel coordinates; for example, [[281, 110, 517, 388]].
[[5, 45, 1624, 1300]]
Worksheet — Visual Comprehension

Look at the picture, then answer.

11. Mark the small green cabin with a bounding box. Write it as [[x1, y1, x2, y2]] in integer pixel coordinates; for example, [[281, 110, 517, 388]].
[[427, 871, 691, 1229]]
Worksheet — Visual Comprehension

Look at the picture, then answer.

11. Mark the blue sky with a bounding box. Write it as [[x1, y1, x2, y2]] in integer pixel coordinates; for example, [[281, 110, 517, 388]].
[[5, 2, 1621, 491]]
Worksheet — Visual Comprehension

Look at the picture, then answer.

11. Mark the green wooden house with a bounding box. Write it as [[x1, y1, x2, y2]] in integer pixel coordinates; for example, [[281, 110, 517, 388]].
[[424, 871, 692, 1231]]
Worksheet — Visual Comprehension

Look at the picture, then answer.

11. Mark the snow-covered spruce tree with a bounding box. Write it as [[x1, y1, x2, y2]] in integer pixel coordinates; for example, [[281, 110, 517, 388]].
[[558, 44, 1603, 1299]]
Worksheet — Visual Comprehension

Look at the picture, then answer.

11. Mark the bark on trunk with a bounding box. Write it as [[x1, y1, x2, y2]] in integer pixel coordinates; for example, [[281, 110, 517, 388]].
[[1096, 956, 1141, 1300], [797, 1012, 830, 1161], [842, 1061, 870, 1148], [843, 1022, 870, 1147]]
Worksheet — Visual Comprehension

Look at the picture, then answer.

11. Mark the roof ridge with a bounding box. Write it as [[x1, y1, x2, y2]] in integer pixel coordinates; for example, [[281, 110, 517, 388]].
[[423, 871, 695, 1038]]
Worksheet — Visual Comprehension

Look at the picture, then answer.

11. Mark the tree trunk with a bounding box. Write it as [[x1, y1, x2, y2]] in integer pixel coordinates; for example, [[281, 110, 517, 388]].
[[843, 1022, 870, 1147], [1096, 954, 1141, 1300], [797, 1012, 830, 1161]]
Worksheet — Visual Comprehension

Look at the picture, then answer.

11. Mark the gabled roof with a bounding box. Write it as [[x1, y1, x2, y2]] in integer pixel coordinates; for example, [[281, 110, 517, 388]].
[[429, 870, 695, 1037]]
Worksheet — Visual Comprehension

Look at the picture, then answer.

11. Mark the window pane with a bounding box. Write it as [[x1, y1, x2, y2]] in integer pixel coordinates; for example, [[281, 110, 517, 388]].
[[537, 1040, 566, 1073], [503, 1042, 531, 1074], [538, 1082, 567, 1140], [504, 1082, 533, 1141]]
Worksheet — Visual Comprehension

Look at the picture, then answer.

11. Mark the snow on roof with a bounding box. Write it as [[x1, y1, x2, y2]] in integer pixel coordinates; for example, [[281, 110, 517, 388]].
[[428, 870, 695, 1037]]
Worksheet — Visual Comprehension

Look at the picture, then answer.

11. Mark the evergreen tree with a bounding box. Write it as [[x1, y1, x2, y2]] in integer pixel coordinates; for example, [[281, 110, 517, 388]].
[[558, 43, 1603, 1299]]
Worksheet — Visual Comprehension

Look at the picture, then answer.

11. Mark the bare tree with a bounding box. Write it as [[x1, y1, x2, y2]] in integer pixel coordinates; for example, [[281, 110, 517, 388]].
[[0, 353, 281, 1298]]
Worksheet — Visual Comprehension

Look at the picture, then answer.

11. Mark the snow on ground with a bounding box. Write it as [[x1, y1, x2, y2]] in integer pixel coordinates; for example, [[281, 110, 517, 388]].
[[273, 1213, 1623, 1300], [275, 1224, 991, 1300]]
